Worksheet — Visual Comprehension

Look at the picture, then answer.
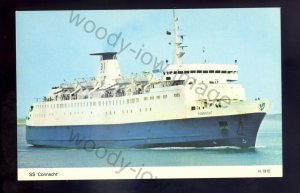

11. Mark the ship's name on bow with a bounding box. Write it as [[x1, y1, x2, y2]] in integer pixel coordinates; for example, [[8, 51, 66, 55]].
[[198, 111, 212, 116]]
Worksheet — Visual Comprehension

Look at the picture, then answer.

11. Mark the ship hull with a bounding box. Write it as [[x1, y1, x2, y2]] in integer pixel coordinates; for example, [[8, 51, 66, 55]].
[[26, 112, 266, 148]]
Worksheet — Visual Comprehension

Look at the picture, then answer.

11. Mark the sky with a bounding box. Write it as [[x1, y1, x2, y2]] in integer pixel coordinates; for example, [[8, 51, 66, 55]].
[[16, 8, 281, 118]]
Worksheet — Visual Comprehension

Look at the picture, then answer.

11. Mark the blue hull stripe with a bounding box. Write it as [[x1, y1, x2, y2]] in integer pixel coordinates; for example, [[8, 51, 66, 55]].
[[26, 113, 266, 148]]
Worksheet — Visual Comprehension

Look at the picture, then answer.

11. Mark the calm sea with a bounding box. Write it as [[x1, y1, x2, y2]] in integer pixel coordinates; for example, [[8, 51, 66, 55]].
[[17, 117, 282, 168]]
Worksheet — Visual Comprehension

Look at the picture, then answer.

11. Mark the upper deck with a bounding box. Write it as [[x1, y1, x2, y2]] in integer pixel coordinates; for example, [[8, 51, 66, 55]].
[[163, 63, 238, 83]]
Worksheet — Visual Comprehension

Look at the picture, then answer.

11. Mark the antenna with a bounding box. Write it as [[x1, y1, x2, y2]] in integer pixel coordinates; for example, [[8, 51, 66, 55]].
[[172, 9, 185, 65], [202, 47, 207, 63]]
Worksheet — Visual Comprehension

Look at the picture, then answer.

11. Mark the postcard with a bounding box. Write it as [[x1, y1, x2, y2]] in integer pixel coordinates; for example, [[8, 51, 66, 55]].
[[16, 8, 282, 180]]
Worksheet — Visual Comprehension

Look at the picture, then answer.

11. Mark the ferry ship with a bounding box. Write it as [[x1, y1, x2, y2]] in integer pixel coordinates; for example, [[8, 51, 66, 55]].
[[25, 11, 271, 148]]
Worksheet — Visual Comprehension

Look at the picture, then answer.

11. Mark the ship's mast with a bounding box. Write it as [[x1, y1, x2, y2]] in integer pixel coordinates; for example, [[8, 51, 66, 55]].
[[173, 10, 185, 65]]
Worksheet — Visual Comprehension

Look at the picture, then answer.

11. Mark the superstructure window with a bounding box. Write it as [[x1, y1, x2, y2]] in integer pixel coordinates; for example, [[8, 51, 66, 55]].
[[130, 98, 135, 103], [163, 95, 167, 99], [144, 97, 148, 101], [156, 96, 160, 99], [174, 71, 178, 74], [174, 93, 180, 97], [150, 96, 154, 100]]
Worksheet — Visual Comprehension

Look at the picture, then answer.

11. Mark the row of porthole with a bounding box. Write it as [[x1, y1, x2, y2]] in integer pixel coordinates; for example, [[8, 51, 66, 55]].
[[33, 107, 154, 118], [35, 94, 175, 109]]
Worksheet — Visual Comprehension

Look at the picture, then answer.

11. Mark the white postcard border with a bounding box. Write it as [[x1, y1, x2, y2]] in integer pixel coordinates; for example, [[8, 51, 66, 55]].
[[18, 165, 282, 180]]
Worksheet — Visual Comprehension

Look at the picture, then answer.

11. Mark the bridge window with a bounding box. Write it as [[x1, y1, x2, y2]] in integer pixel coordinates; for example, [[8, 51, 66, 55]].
[[174, 71, 178, 74], [209, 70, 214, 73], [203, 70, 208, 73], [184, 71, 189, 74], [190, 70, 196, 73], [221, 70, 226, 73], [197, 70, 202, 73], [178, 71, 183, 74], [215, 70, 220, 73]]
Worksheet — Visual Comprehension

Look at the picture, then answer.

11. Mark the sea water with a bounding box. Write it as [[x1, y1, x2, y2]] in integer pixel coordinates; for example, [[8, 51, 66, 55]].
[[17, 116, 282, 168]]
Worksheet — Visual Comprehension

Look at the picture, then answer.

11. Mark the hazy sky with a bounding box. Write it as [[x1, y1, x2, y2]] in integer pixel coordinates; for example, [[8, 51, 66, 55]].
[[16, 8, 281, 118]]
